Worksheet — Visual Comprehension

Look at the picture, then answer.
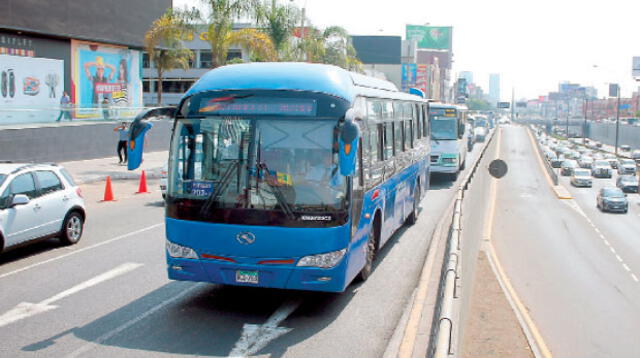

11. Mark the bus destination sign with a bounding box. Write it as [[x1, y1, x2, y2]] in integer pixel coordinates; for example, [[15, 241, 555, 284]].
[[199, 97, 317, 117]]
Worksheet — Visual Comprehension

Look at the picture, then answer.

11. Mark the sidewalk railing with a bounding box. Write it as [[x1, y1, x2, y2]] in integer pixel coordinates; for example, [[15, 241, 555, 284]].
[[0, 106, 157, 126]]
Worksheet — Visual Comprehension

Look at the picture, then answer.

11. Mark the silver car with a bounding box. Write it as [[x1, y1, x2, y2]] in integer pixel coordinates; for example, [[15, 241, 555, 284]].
[[0, 163, 86, 253], [571, 168, 593, 188], [618, 159, 637, 175]]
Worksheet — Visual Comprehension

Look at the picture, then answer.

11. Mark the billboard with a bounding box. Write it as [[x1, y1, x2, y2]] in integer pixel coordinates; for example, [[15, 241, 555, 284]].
[[633, 57, 640, 77], [416, 64, 429, 96], [71, 40, 142, 118], [406, 25, 452, 50], [351, 36, 402, 64], [401, 63, 417, 92], [0, 54, 63, 123]]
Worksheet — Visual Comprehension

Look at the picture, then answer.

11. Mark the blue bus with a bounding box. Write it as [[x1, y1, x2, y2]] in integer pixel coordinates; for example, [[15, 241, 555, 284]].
[[128, 63, 431, 292]]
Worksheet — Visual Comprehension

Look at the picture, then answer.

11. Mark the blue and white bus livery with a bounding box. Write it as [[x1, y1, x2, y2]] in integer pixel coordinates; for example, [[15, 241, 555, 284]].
[[129, 63, 431, 292]]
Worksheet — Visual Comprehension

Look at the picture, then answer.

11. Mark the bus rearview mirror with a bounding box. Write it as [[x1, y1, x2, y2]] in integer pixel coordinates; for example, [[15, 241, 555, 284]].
[[127, 107, 176, 170], [338, 119, 360, 177]]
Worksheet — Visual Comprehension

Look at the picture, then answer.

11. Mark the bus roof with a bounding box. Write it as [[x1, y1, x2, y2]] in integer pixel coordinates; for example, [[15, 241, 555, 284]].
[[184, 62, 423, 103]]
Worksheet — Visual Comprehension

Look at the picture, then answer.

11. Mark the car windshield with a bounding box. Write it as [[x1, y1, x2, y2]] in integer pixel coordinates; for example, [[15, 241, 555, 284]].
[[621, 159, 636, 165], [620, 176, 636, 183], [603, 188, 625, 198], [0, 174, 6, 187], [594, 160, 609, 166], [574, 169, 590, 176], [563, 161, 576, 167], [430, 118, 458, 140]]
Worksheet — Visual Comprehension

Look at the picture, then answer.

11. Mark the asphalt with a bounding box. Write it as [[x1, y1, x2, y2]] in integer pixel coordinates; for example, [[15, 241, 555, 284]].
[[490, 125, 640, 358], [0, 141, 489, 357]]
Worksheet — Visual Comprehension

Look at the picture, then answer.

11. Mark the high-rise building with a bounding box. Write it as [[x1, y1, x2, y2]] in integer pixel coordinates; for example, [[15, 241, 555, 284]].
[[459, 71, 473, 84], [489, 73, 500, 102]]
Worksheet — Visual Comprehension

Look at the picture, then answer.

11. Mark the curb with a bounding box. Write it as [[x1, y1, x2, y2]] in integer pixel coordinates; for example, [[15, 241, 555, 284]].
[[76, 167, 164, 185]]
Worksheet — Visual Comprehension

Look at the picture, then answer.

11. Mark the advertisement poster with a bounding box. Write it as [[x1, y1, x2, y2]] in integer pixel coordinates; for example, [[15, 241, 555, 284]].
[[0, 54, 63, 124], [406, 25, 452, 50], [401, 63, 417, 92], [416, 64, 429, 95], [71, 40, 141, 119]]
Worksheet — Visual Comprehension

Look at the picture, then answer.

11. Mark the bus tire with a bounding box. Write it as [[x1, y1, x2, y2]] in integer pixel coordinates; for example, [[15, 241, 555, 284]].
[[449, 171, 459, 181], [357, 215, 379, 282], [406, 183, 420, 225]]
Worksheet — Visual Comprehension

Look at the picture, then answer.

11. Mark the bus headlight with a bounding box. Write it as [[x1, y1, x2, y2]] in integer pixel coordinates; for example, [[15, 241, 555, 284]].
[[166, 240, 199, 259], [297, 249, 346, 268]]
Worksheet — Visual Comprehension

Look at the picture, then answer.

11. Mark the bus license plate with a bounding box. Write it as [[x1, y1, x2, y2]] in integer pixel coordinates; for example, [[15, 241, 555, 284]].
[[236, 270, 259, 284]]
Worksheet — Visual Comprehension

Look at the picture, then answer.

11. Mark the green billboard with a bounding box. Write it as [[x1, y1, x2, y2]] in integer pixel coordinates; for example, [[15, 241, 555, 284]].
[[406, 25, 452, 50]]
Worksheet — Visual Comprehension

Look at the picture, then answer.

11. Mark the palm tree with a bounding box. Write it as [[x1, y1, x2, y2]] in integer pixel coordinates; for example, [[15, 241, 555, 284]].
[[296, 25, 363, 72], [144, 8, 198, 105], [202, 0, 276, 67], [255, 0, 301, 60]]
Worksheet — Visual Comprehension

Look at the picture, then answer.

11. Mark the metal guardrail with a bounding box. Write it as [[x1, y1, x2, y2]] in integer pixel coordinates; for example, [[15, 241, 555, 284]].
[[429, 127, 498, 358]]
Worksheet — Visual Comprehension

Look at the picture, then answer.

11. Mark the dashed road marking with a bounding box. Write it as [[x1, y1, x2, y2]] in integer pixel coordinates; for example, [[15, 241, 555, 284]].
[[609, 247, 616, 254], [615, 255, 623, 263], [632, 274, 640, 283], [623, 264, 631, 272]]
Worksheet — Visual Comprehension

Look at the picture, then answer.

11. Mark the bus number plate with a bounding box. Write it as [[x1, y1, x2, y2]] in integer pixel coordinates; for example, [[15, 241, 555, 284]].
[[236, 270, 259, 284]]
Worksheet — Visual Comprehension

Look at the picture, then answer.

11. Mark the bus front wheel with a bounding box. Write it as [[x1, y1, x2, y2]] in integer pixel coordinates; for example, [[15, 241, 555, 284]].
[[357, 218, 379, 281]]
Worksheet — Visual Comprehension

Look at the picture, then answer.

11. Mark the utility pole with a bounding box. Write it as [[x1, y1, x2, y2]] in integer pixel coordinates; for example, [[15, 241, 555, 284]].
[[565, 99, 570, 137], [583, 97, 588, 145]]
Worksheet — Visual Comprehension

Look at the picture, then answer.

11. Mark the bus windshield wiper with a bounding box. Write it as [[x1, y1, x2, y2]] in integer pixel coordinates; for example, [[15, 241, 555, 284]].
[[200, 159, 240, 214], [257, 162, 296, 220]]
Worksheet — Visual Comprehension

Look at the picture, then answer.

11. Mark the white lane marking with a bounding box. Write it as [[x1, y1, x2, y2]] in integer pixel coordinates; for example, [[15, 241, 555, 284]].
[[66, 283, 202, 358], [615, 255, 623, 263], [603, 240, 611, 247], [623, 264, 631, 272], [632, 274, 640, 283], [0, 263, 142, 328], [0, 224, 162, 280], [599, 234, 606, 240], [609, 247, 616, 254], [228, 299, 301, 357], [594, 227, 601, 234]]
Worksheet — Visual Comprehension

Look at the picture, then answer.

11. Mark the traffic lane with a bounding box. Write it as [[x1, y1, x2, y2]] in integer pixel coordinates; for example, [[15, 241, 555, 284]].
[[559, 170, 640, 275], [494, 125, 640, 358], [0, 179, 165, 271], [0, 141, 488, 358]]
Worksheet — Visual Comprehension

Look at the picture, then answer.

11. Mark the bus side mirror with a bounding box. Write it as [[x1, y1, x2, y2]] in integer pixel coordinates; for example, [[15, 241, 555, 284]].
[[127, 107, 176, 170], [339, 110, 360, 177]]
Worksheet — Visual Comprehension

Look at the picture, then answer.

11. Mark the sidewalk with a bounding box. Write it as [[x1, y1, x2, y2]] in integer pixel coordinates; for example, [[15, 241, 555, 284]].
[[60, 150, 168, 184]]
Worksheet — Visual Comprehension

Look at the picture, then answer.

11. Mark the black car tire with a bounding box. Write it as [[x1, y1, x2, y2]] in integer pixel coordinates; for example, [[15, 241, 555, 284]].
[[60, 211, 84, 245]]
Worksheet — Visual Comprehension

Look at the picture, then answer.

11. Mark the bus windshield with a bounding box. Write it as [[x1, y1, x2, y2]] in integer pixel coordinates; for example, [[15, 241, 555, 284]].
[[167, 116, 348, 226], [431, 119, 458, 140]]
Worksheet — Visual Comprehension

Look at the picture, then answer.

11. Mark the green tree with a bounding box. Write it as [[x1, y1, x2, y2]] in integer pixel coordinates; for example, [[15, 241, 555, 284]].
[[466, 98, 492, 111], [144, 8, 197, 105], [202, 0, 276, 67], [255, 0, 301, 60], [296, 25, 363, 72]]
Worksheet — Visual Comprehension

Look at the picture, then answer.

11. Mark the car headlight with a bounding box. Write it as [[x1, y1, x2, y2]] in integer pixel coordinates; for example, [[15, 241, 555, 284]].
[[442, 157, 457, 164], [297, 249, 346, 268], [166, 240, 198, 259]]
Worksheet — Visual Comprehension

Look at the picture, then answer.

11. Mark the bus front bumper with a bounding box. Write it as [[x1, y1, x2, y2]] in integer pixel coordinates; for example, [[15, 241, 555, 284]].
[[430, 164, 459, 174], [167, 256, 349, 292]]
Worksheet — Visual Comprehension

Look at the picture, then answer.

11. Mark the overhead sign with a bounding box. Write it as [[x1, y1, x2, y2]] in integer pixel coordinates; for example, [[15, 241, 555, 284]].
[[633, 57, 640, 77], [497, 102, 510, 109], [406, 25, 452, 50], [516, 102, 527, 108]]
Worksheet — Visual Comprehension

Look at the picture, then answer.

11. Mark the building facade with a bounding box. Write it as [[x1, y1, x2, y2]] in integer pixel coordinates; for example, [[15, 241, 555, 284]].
[[489, 73, 500, 104]]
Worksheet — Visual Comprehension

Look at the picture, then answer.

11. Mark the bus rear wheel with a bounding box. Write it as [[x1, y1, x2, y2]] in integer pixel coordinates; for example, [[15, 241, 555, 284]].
[[357, 220, 378, 282], [405, 184, 420, 225]]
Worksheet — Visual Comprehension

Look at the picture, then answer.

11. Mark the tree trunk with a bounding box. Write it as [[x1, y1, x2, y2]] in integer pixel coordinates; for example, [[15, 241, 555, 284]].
[[156, 67, 163, 106]]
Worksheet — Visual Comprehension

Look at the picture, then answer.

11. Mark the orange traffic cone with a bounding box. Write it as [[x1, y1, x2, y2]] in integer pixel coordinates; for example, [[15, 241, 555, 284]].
[[101, 176, 116, 202], [136, 170, 150, 194]]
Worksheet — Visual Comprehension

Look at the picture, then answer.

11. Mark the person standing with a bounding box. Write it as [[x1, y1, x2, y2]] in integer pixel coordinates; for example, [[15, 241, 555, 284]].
[[56, 92, 71, 121], [114, 122, 129, 164], [102, 97, 110, 120]]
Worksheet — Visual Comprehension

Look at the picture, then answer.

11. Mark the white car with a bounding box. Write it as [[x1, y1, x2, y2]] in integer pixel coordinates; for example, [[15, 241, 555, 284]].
[[591, 160, 613, 178], [0, 163, 86, 253], [570, 168, 593, 188]]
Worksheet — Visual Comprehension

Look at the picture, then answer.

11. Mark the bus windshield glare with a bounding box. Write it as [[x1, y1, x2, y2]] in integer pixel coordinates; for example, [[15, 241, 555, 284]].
[[431, 119, 458, 140]]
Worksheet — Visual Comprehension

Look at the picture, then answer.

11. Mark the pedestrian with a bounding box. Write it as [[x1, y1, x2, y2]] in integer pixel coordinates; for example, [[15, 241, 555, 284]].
[[114, 122, 128, 164], [56, 91, 71, 122], [102, 97, 110, 120]]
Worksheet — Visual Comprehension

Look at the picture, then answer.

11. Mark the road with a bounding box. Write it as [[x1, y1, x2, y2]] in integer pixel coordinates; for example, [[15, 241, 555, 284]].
[[0, 140, 488, 358], [490, 125, 640, 358]]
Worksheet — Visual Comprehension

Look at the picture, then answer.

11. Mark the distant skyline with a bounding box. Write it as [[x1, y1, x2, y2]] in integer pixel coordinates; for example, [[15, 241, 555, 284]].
[[174, 0, 640, 100]]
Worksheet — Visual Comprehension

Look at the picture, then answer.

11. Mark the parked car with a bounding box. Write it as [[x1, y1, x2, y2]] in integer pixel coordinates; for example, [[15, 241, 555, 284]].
[[571, 169, 593, 187], [597, 187, 628, 213], [592, 160, 613, 178], [618, 159, 637, 175], [616, 175, 639, 193], [560, 160, 578, 176], [0, 163, 86, 253], [578, 156, 594, 169]]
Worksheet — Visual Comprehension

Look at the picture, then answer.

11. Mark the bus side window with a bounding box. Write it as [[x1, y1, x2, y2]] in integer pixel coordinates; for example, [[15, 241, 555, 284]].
[[384, 122, 394, 159], [415, 104, 421, 139], [395, 121, 404, 152], [371, 124, 381, 162], [355, 138, 364, 188]]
